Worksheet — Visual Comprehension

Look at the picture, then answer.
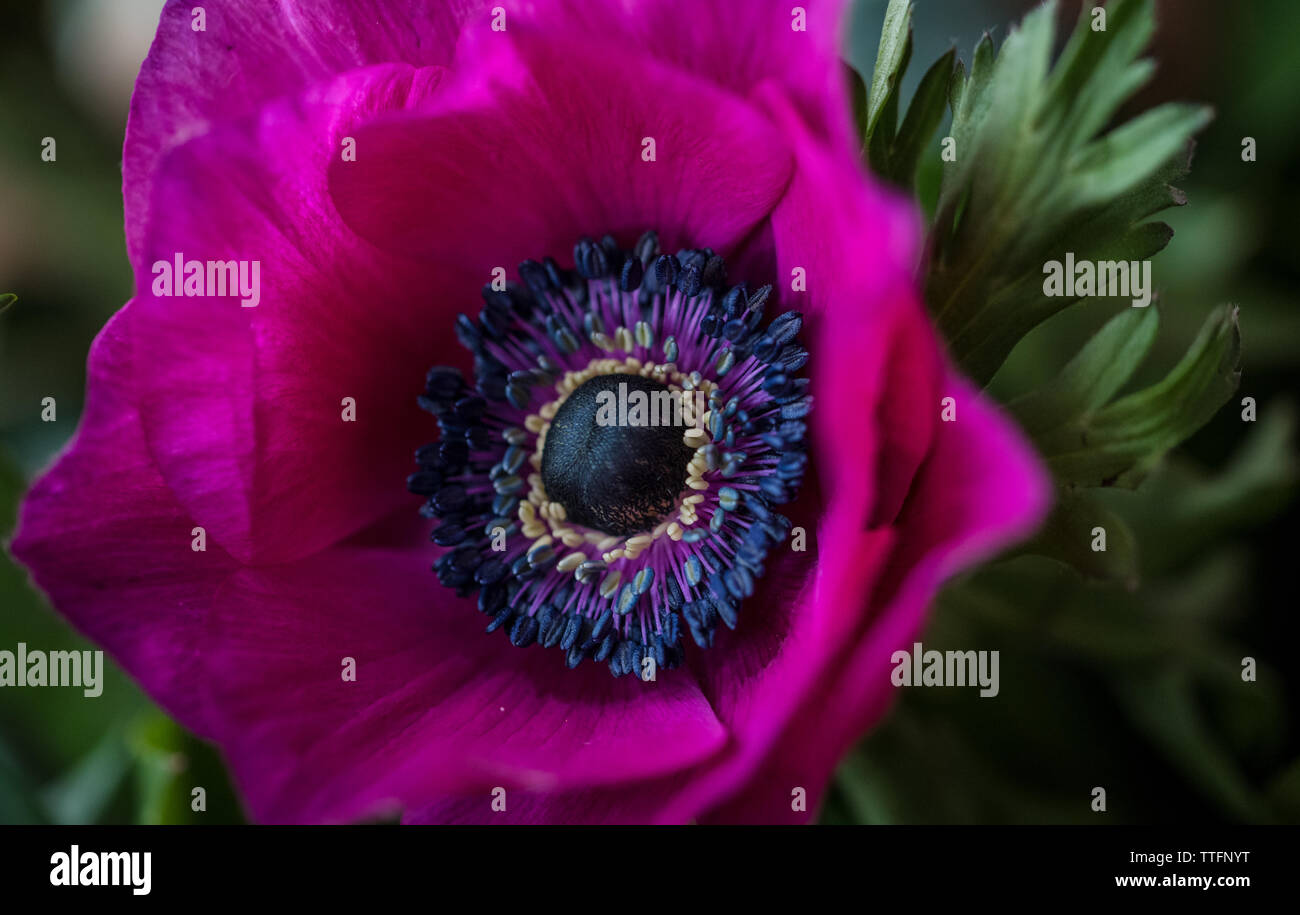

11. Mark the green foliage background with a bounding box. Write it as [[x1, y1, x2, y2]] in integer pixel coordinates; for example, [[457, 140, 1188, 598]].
[[1, 0, 1297, 823]]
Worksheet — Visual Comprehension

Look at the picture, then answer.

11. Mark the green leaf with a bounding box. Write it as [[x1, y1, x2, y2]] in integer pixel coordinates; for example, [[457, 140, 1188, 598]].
[[1017, 487, 1140, 586], [864, 0, 913, 146], [1045, 0, 1157, 145], [948, 56, 965, 115], [946, 221, 1177, 384], [963, 30, 996, 117], [1008, 307, 1160, 437], [882, 47, 955, 188], [862, 0, 957, 192], [1038, 305, 1242, 487], [0, 293, 16, 314], [948, 144, 1192, 372], [924, 0, 1213, 385], [866, 31, 912, 173], [1066, 105, 1213, 208]]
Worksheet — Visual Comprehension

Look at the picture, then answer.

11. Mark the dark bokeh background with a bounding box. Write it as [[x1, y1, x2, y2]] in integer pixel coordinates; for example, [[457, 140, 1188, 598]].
[[1, 0, 1296, 824]]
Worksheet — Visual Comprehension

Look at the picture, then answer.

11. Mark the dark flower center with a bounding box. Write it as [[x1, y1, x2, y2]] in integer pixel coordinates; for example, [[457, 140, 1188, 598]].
[[409, 230, 810, 677], [541, 374, 695, 537]]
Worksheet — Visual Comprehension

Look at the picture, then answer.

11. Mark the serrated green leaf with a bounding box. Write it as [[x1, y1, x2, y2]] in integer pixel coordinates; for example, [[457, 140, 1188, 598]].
[[968, 0, 1055, 205], [864, 0, 913, 145], [1009, 307, 1160, 436], [1046, 0, 1156, 145], [953, 141, 1191, 311], [924, 0, 1212, 385], [1067, 104, 1213, 209], [945, 220, 1174, 385], [1039, 305, 1242, 487], [1063, 57, 1157, 154]]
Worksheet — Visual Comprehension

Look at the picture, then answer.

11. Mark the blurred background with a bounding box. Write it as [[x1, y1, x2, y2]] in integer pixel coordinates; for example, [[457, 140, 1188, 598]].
[[1, 0, 1296, 823]]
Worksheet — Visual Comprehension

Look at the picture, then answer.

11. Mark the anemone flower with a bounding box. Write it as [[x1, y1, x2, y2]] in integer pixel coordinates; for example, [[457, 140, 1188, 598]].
[[11, 0, 1048, 823]]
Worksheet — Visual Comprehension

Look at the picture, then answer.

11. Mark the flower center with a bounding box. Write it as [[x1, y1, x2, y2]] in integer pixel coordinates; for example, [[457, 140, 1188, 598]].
[[541, 374, 695, 537], [409, 230, 810, 677]]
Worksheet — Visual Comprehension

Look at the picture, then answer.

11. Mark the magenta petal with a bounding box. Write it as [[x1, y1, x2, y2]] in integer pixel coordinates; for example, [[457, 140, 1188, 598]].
[[9, 306, 236, 734], [758, 86, 921, 319], [711, 380, 1050, 822], [200, 545, 728, 823], [867, 376, 1054, 617], [131, 65, 462, 564], [125, 0, 484, 265], [514, 0, 856, 149], [329, 30, 793, 266], [865, 304, 943, 528]]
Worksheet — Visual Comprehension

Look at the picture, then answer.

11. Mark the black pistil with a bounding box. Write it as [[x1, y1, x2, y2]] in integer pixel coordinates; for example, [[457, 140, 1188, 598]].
[[541, 374, 694, 536]]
